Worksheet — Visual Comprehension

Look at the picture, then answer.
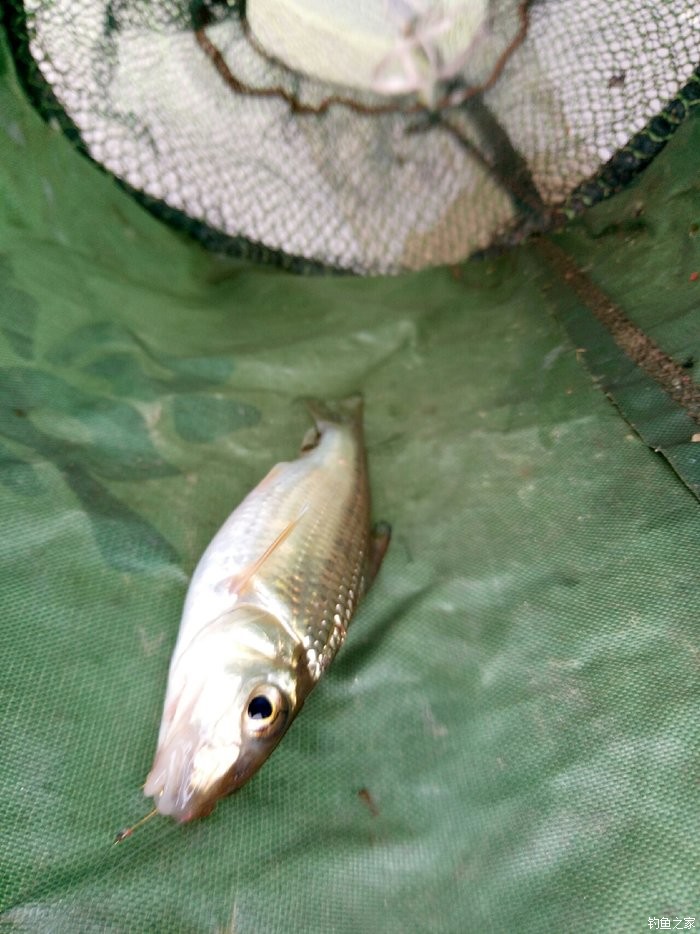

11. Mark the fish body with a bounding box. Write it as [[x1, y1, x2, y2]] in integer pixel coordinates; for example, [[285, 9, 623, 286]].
[[144, 397, 389, 822]]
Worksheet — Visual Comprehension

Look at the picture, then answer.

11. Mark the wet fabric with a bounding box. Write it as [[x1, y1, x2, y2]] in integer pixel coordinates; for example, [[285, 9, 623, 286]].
[[1, 24, 699, 934]]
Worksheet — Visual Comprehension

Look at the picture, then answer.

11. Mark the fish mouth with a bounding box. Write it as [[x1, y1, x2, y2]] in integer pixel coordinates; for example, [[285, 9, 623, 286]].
[[144, 725, 243, 823], [143, 734, 196, 822], [144, 732, 282, 822]]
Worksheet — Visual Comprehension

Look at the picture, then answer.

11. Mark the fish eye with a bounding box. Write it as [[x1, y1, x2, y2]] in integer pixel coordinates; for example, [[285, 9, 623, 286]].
[[244, 685, 289, 738], [248, 695, 273, 720]]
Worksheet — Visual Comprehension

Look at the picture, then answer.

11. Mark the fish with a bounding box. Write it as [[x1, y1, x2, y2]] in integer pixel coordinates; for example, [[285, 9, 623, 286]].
[[143, 396, 390, 823]]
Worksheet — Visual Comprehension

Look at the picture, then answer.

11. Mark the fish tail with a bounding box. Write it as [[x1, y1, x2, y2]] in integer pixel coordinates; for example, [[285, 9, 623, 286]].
[[303, 395, 364, 433]]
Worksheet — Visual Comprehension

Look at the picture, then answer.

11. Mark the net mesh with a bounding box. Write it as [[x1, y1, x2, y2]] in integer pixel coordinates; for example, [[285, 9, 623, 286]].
[[6, 0, 700, 272]]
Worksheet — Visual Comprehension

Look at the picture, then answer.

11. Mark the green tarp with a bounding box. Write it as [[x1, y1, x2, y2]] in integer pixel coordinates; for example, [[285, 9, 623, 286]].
[[1, 28, 698, 933]]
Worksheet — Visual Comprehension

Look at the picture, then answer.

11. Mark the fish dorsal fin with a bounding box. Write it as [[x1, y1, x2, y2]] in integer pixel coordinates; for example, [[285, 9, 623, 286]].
[[224, 510, 306, 598]]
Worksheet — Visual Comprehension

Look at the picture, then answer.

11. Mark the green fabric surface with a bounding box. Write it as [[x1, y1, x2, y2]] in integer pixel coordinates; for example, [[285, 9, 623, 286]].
[[535, 113, 700, 500], [1, 28, 699, 934]]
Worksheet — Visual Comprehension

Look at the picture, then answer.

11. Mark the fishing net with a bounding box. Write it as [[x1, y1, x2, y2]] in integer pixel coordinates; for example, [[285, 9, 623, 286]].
[[2, 2, 700, 932], [6, 0, 700, 272]]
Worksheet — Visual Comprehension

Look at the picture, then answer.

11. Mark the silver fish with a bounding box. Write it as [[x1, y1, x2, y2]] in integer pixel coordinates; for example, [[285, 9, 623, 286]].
[[143, 396, 390, 822]]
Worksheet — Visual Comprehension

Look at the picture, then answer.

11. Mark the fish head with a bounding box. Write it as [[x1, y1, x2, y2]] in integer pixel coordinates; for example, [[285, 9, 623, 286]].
[[143, 607, 312, 822]]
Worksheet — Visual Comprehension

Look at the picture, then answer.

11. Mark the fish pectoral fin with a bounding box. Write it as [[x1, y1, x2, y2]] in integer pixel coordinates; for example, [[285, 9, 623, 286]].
[[223, 512, 306, 597]]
